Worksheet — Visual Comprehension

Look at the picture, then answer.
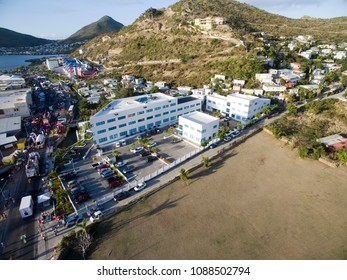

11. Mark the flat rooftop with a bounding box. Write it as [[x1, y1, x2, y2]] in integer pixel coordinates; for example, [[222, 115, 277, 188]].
[[93, 93, 175, 118], [180, 111, 219, 125], [229, 93, 258, 100], [318, 134, 347, 146], [177, 96, 199, 104], [0, 116, 21, 133]]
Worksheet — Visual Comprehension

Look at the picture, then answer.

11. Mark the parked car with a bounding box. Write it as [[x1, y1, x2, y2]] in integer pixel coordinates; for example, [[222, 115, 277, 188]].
[[130, 147, 144, 153], [171, 138, 182, 144], [64, 213, 84, 227], [140, 150, 151, 157], [224, 136, 232, 142], [100, 169, 114, 178], [74, 192, 90, 204], [209, 143, 217, 149], [90, 210, 103, 223], [147, 141, 157, 148], [67, 180, 79, 189], [147, 156, 158, 162], [70, 185, 86, 197], [134, 182, 147, 192], [116, 161, 127, 168], [96, 164, 108, 171], [231, 131, 240, 138], [108, 180, 123, 189], [113, 191, 131, 202], [60, 171, 77, 181], [92, 162, 103, 168], [122, 165, 135, 174], [115, 139, 126, 147]]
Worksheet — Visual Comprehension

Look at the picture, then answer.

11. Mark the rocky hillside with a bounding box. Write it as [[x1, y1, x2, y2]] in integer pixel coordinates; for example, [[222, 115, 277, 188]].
[[76, 0, 347, 86]]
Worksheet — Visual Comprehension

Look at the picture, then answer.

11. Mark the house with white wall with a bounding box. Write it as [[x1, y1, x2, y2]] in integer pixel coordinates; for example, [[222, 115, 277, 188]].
[[0, 89, 32, 119], [178, 112, 219, 145], [206, 93, 270, 123]]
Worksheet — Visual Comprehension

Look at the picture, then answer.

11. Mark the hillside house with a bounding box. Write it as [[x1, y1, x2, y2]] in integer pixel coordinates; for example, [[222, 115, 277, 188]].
[[194, 17, 225, 30]]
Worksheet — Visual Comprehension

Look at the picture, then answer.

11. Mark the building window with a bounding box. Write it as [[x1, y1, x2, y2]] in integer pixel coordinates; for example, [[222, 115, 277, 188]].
[[170, 110, 176, 113], [129, 128, 136, 135], [177, 108, 183, 111], [146, 109, 153, 113], [213, 125, 217, 129], [163, 105, 169, 109], [163, 111, 169, 115], [155, 106, 161, 111], [147, 123, 154, 129], [184, 106, 189, 109], [99, 137, 107, 143], [227, 102, 230, 106], [107, 118, 116, 123], [119, 123, 126, 128], [139, 125, 145, 131], [97, 129, 106, 134], [120, 131, 127, 137], [109, 133, 118, 140], [109, 126, 117, 131], [202, 129, 206, 133], [196, 103, 200, 106], [170, 103, 176, 107], [155, 121, 161, 126], [163, 118, 169, 123], [138, 118, 145, 123], [170, 116, 176, 121], [137, 111, 144, 115], [147, 116, 153, 120], [118, 116, 126, 120], [155, 114, 161, 118], [96, 121, 105, 126], [129, 121, 136, 125], [128, 113, 135, 118], [190, 105, 195, 108]]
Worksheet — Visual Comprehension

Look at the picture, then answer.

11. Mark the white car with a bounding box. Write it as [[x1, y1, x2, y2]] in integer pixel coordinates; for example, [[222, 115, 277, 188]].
[[224, 136, 232, 142], [89, 210, 103, 223], [134, 182, 147, 192], [147, 141, 157, 148], [116, 161, 127, 168], [130, 147, 144, 153]]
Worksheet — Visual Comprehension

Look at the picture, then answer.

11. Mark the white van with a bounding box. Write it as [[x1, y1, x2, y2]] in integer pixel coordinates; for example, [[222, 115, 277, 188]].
[[115, 139, 126, 147], [19, 195, 34, 219]]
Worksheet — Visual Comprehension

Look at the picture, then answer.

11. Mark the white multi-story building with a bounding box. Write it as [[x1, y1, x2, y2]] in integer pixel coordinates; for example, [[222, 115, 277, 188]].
[[206, 93, 271, 123], [0, 89, 32, 119], [90, 93, 202, 146], [178, 112, 219, 146], [0, 74, 26, 90], [46, 58, 59, 70]]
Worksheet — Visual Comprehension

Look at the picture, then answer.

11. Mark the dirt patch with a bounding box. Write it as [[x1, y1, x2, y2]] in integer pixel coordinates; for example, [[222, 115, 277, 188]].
[[87, 132, 347, 260]]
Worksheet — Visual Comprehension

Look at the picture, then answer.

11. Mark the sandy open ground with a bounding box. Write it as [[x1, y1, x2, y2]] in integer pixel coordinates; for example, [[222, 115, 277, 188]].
[[88, 132, 347, 260]]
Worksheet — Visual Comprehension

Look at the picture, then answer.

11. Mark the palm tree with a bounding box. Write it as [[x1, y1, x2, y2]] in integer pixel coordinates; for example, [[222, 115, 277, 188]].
[[76, 218, 89, 234], [179, 168, 189, 185], [202, 156, 209, 168], [137, 137, 153, 148], [112, 149, 122, 160], [75, 219, 92, 260]]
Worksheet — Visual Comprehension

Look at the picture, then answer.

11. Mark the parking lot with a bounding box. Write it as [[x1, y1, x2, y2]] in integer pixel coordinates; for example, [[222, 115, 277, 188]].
[[61, 128, 198, 212]]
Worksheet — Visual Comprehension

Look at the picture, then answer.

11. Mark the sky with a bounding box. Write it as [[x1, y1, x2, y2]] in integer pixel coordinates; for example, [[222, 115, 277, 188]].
[[0, 0, 346, 40]]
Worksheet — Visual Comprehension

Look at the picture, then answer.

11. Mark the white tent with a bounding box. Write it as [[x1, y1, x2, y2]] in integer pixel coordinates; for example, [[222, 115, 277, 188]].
[[37, 192, 51, 207]]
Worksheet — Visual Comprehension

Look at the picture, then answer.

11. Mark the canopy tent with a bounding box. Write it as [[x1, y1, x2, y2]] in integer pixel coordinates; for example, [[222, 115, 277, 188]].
[[37, 192, 51, 207]]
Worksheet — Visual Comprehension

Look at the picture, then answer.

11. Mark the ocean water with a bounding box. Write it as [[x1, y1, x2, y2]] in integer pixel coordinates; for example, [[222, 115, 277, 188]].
[[0, 54, 61, 71]]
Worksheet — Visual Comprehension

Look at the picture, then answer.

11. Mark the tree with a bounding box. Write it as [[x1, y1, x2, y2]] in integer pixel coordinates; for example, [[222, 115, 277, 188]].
[[179, 168, 189, 185], [75, 219, 92, 260], [137, 137, 153, 148], [287, 104, 298, 115], [201, 156, 209, 168], [263, 105, 271, 115], [150, 86, 159, 93], [217, 126, 229, 139], [336, 148, 347, 164], [255, 112, 262, 119], [112, 150, 122, 160]]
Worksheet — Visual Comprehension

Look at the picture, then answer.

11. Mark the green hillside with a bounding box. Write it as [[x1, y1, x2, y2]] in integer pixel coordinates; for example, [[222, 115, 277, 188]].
[[0, 27, 53, 47], [63, 16, 124, 44], [74, 0, 347, 86]]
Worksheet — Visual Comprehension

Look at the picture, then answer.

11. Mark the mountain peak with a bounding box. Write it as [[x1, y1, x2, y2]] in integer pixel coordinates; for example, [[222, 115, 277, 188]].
[[63, 15, 124, 43]]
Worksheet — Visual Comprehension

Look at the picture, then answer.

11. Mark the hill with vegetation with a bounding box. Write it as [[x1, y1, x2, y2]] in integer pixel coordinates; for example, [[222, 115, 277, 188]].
[[0, 27, 53, 47], [266, 99, 347, 165], [75, 0, 347, 86], [63, 16, 124, 44]]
